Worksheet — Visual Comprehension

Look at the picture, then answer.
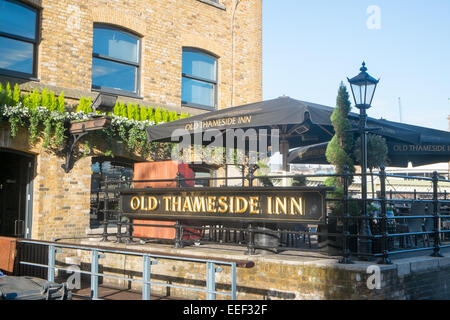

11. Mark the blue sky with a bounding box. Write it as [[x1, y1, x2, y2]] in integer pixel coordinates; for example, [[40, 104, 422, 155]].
[[262, 0, 450, 131]]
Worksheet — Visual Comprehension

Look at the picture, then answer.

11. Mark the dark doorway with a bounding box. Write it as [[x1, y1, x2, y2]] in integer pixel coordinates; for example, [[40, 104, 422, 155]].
[[0, 149, 34, 238]]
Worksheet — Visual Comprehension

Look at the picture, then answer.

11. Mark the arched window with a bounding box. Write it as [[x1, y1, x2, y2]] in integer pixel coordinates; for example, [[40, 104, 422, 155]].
[[182, 48, 218, 110], [0, 0, 38, 78], [92, 24, 140, 95]]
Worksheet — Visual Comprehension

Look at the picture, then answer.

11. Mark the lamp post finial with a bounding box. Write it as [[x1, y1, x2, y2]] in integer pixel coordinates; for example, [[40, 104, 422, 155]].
[[360, 61, 367, 72]]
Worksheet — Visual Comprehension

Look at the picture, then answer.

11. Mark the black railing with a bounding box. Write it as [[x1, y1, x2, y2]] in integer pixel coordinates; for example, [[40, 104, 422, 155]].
[[87, 168, 450, 264]]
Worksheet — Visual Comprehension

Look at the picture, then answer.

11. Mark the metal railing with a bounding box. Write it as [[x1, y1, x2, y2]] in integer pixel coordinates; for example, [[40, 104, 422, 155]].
[[17, 239, 254, 300], [88, 168, 450, 264]]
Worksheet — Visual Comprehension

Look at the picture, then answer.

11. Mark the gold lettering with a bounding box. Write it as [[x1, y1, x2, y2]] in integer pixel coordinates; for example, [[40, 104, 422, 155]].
[[218, 197, 228, 213], [275, 197, 287, 215], [172, 196, 182, 212], [249, 196, 260, 214], [229, 196, 234, 213], [130, 196, 140, 211], [140, 196, 147, 211], [290, 197, 303, 216], [148, 196, 158, 211], [238, 115, 252, 124], [182, 197, 193, 212], [163, 197, 171, 211], [267, 197, 273, 214], [207, 197, 217, 213], [235, 197, 248, 214], [193, 196, 206, 212]]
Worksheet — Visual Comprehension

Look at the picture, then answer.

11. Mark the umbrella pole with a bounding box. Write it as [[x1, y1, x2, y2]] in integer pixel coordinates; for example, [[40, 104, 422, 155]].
[[281, 140, 289, 173]]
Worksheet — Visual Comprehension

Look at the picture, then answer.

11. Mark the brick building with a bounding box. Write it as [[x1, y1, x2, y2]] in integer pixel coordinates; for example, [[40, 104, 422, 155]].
[[0, 0, 262, 240]]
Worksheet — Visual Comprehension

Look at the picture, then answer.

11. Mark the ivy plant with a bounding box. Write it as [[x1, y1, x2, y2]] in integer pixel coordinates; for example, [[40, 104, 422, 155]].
[[0, 82, 190, 159]]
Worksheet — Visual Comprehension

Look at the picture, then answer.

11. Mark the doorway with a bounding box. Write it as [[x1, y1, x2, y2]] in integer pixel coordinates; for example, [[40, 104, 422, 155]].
[[0, 149, 34, 238]]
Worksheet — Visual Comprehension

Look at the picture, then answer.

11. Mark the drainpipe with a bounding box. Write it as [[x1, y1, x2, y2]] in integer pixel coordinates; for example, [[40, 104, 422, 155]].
[[231, 0, 242, 107]]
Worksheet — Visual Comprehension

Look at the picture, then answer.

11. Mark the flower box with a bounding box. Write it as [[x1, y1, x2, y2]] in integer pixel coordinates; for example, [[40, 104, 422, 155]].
[[69, 116, 111, 134]]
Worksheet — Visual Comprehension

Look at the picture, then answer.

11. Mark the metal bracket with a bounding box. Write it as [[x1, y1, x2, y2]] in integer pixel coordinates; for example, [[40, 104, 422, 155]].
[[61, 130, 89, 173]]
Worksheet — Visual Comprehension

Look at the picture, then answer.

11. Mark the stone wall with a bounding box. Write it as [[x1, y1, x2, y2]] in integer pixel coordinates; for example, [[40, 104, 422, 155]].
[[3, 0, 262, 114], [0, 123, 150, 240], [0, 123, 90, 240], [0, 0, 263, 241], [61, 240, 450, 300]]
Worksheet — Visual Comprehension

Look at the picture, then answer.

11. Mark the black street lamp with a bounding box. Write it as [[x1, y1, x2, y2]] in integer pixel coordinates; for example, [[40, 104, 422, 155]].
[[347, 62, 380, 260]]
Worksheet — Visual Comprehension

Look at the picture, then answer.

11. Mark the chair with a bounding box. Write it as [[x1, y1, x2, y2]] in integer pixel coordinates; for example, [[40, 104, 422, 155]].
[[407, 202, 427, 247], [423, 206, 436, 247], [442, 220, 450, 241], [306, 225, 318, 249]]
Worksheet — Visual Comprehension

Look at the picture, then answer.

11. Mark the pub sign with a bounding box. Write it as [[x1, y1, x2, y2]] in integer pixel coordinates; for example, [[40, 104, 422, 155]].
[[120, 187, 330, 223]]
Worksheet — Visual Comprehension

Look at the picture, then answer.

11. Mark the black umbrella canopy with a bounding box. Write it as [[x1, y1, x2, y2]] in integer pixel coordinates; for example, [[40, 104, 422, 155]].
[[146, 96, 336, 148], [287, 142, 329, 165], [147, 96, 428, 146], [147, 96, 450, 168], [288, 122, 450, 168]]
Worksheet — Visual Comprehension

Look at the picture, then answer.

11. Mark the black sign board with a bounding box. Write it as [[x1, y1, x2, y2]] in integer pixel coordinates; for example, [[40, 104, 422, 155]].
[[120, 187, 330, 223]]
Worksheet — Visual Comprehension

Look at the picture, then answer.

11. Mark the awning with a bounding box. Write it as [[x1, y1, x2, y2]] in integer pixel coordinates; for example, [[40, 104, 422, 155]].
[[288, 139, 450, 168], [146, 96, 450, 168]]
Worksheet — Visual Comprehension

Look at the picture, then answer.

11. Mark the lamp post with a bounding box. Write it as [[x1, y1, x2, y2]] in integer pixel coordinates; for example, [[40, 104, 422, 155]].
[[347, 62, 380, 260]]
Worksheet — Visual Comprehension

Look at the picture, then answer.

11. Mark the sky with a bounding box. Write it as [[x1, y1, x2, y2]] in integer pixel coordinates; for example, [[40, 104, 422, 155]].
[[262, 0, 450, 132]]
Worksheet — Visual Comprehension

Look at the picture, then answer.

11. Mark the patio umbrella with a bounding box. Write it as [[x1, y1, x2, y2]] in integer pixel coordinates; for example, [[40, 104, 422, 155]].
[[146, 96, 338, 170], [288, 120, 450, 167], [147, 96, 450, 169]]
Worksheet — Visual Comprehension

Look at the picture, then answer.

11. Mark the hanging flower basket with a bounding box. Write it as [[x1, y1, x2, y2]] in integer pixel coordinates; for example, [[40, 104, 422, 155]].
[[69, 116, 112, 134]]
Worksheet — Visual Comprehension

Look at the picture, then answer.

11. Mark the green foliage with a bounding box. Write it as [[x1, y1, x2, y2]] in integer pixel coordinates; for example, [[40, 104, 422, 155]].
[[0, 81, 191, 159], [140, 106, 148, 121], [147, 106, 154, 122], [0, 82, 4, 106], [126, 103, 134, 120], [354, 133, 389, 170], [179, 112, 190, 119], [154, 107, 162, 124], [325, 83, 356, 217], [24, 89, 41, 110], [119, 102, 127, 118], [169, 111, 178, 122], [41, 88, 50, 109], [113, 101, 120, 116], [57, 92, 65, 113], [8, 114, 22, 138], [325, 83, 355, 181], [76, 97, 92, 114], [53, 122, 65, 148], [5, 83, 12, 105], [324, 179, 360, 217], [28, 111, 39, 144], [42, 117, 53, 148], [161, 108, 169, 122], [0, 83, 4, 121], [12, 84, 20, 105], [49, 91, 56, 111]]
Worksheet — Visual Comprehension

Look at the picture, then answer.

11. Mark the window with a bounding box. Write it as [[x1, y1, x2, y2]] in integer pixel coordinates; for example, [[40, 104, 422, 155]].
[[182, 48, 218, 110], [0, 0, 38, 78], [92, 24, 140, 95], [90, 157, 134, 228]]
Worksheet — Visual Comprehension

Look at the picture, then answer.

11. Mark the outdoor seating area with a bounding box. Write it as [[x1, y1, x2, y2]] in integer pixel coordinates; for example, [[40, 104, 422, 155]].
[[370, 201, 450, 252], [83, 167, 450, 265]]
